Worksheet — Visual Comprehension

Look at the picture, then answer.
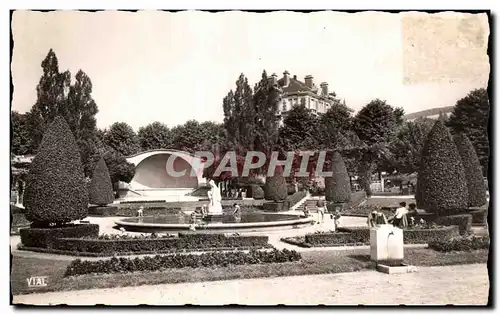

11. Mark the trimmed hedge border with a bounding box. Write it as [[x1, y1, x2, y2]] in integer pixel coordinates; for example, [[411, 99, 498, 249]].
[[48, 233, 269, 254], [18, 244, 274, 257], [20, 224, 99, 248], [434, 214, 472, 236], [64, 249, 302, 276], [88, 206, 118, 217], [469, 208, 488, 226], [287, 190, 307, 209], [300, 226, 460, 247], [429, 236, 490, 252]]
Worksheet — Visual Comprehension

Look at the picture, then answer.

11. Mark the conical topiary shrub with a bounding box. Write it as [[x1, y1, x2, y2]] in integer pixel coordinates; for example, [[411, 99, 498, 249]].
[[453, 133, 487, 207], [416, 120, 468, 214], [23, 116, 89, 225], [325, 151, 351, 204], [89, 157, 115, 206], [264, 165, 287, 201]]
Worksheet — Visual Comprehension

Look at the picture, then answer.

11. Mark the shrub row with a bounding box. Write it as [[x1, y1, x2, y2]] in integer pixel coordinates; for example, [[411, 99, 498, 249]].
[[304, 226, 460, 246], [52, 233, 269, 254], [20, 224, 99, 248], [429, 236, 490, 252], [18, 244, 273, 257], [64, 248, 302, 276], [434, 214, 472, 235], [88, 206, 182, 217]]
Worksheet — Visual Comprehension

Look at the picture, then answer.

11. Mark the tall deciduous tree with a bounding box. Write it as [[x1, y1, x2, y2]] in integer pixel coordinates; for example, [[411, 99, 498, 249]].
[[317, 101, 353, 150], [138, 121, 171, 151], [278, 103, 318, 151], [351, 99, 403, 196], [447, 88, 490, 176], [389, 118, 435, 174], [103, 122, 140, 156], [253, 70, 281, 156], [27, 49, 71, 152]]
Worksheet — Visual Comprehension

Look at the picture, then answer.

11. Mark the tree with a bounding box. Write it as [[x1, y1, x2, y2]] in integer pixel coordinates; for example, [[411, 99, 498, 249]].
[[88, 157, 114, 206], [23, 116, 88, 226], [351, 99, 403, 195], [103, 122, 140, 156], [26, 50, 99, 177], [26, 49, 71, 152], [447, 88, 490, 176], [416, 120, 468, 214], [389, 118, 435, 174], [63, 70, 99, 175], [324, 151, 351, 203], [263, 165, 287, 201], [102, 148, 136, 189], [317, 101, 352, 150], [278, 103, 319, 151], [253, 71, 281, 156], [11, 111, 31, 155], [138, 121, 171, 151], [453, 133, 487, 207]]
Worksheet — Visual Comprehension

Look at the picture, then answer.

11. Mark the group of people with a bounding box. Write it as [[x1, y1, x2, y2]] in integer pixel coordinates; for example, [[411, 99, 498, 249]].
[[367, 202, 419, 228], [302, 196, 341, 230]]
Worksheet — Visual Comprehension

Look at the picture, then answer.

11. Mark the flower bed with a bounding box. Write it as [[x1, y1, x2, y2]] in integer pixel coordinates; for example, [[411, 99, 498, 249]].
[[48, 233, 269, 255], [64, 248, 302, 276], [284, 225, 460, 247], [20, 224, 100, 248], [429, 236, 490, 252]]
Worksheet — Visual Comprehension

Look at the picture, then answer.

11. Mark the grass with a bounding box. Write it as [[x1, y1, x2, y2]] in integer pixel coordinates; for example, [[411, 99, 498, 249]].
[[11, 247, 488, 296]]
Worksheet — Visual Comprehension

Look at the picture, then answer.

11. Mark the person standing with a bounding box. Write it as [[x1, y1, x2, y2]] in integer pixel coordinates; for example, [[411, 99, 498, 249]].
[[137, 206, 144, 217], [316, 197, 326, 224]]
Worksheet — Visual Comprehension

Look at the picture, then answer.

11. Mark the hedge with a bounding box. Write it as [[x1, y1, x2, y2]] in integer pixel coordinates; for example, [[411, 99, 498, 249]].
[[429, 236, 490, 252], [453, 133, 487, 207], [251, 185, 265, 200], [20, 224, 99, 248], [469, 208, 488, 226], [264, 165, 287, 201], [51, 233, 269, 254], [23, 116, 89, 225], [434, 214, 472, 236], [88, 206, 119, 217], [303, 226, 459, 246], [64, 249, 302, 276], [324, 151, 351, 203], [88, 157, 114, 206], [416, 120, 468, 214]]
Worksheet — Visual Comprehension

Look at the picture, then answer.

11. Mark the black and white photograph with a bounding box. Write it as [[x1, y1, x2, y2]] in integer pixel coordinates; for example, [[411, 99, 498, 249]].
[[8, 7, 492, 306]]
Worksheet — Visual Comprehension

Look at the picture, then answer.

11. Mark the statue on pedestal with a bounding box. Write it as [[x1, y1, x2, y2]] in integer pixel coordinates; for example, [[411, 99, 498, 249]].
[[207, 179, 223, 215]]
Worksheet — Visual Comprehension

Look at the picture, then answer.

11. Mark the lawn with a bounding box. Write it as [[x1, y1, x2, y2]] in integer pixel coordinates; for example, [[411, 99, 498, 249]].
[[11, 248, 488, 296]]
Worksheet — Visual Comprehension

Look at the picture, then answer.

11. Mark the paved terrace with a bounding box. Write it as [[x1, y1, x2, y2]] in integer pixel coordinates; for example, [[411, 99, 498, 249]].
[[13, 263, 489, 305]]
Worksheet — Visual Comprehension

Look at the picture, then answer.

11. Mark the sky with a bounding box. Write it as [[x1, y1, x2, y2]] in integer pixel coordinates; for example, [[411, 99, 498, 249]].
[[11, 10, 490, 131]]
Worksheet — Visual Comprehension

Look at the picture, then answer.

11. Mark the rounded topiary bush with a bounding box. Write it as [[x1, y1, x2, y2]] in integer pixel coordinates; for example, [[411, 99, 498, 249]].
[[252, 185, 265, 200], [264, 165, 287, 201], [416, 120, 468, 214], [324, 151, 351, 203], [23, 116, 89, 225], [89, 157, 115, 206], [453, 133, 487, 207]]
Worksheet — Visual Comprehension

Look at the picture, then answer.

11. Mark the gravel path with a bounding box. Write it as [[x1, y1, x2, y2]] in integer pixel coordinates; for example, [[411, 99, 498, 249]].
[[13, 263, 489, 305]]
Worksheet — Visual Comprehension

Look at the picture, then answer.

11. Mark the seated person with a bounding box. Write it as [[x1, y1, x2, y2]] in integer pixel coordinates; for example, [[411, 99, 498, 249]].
[[392, 202, 409, 228]]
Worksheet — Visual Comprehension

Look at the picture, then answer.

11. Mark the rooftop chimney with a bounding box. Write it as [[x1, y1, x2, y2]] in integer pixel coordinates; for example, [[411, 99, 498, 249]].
[[283, 71, 290, 87], [268, 73, 278, 87], [305, 75, 314, 89], [320, 82, 329, 95]]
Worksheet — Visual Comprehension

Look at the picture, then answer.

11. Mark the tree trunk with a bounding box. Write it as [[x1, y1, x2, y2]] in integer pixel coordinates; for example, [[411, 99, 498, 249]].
[[359, 162, 373, 197]]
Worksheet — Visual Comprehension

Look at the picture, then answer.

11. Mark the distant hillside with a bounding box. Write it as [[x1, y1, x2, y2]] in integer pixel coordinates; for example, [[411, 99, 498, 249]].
[[404, 106, 454, 120]]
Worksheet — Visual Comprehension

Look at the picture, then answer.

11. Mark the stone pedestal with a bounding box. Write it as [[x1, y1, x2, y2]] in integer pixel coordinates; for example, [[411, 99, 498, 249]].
[[370, 224, 404, 264]]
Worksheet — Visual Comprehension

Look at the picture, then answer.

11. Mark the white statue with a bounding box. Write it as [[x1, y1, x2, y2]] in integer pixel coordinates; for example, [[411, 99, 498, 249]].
[[207, 179, 223, 215]]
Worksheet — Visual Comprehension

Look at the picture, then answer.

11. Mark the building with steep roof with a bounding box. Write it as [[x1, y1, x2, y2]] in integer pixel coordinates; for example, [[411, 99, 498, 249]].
[[267, 71, 353, 116]]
